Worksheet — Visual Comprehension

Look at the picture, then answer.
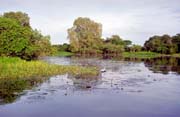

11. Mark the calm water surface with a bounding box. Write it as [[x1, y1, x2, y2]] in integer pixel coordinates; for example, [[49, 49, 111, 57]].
[[0, 57, 180, 117]]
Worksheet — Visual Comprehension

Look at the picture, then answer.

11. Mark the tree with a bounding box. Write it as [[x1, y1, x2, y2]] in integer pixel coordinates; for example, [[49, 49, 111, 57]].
[[3, 11, 30, 27], [30, 29, 52, 57], [0, 17, 31, 58], [68, 17, 103, 54], [172, 34, 180, 53], [123, 40, 132, 46], [105, 35, 124, 45], [0, 12, 52, 60], [144, 34, 176, 54], [102, 43, 124, 55], [130, 45, 142, 52]]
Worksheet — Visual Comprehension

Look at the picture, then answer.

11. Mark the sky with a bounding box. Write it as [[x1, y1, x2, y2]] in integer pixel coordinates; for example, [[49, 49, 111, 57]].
[[1, 0, 180, 45]]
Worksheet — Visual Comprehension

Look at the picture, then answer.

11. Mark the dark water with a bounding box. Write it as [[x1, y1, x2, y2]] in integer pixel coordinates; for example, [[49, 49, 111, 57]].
[[0, 57, 180, 117]]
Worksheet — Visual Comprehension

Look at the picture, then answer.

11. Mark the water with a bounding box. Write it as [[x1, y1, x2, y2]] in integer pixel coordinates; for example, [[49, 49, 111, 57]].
[[0, 56, 180, 117]]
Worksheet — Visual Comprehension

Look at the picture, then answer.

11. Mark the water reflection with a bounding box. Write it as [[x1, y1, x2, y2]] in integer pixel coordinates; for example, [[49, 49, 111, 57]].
[[0, 78, 45, 104], [144, 57, 180, 74], [69, 56, 180, 75], [67, 73, 102, 89]]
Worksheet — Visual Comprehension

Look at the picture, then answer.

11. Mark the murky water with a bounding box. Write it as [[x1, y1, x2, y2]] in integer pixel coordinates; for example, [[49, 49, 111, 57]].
[[0, 57, 180, 117]]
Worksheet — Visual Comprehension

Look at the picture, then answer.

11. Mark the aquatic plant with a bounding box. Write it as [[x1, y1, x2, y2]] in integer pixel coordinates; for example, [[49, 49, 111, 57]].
[[0, 57, 99, 79]]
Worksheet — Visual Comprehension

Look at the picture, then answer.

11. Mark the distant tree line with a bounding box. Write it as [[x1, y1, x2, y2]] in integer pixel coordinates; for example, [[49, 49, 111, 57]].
[[67, 17, 141, 55], [144, 34, 180, 54], [0, 11, 52, 60], [67, 17, 180, 55], [1, 12, 179, 59]]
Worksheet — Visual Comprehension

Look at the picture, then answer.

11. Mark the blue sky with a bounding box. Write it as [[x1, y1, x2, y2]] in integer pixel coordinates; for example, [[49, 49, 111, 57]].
[[1, 0, 180, 45]]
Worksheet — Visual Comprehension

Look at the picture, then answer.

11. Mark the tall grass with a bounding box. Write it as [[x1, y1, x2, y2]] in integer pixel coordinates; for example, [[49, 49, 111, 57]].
[[52, 51, 74, 56], [122, 51, 160, 58], [0, 57, 99, 79]]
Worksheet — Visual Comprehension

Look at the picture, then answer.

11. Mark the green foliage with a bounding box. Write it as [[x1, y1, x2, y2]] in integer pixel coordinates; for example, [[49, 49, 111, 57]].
[[129, 44, 142, 52], [104, 35, 133, 54], [52, 43, 70, 52], [144, 34, 178, 54], [0, 57, 99, 79], [3, 11, 30, 27], [0, 17, 31, 58], [0, 11, 52, 60], [102, 43, 124, 55], [123, 51, 160, 59], [30, 29, 52, 57], [172, 34, 180, 53], [68, 17, 103, 54], [123, 40, 132, 46], [105, 35, 125, 45], [52, 51, 74, 56]]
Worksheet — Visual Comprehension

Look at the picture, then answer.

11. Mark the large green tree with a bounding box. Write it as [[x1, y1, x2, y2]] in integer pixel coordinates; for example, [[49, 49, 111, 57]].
[[104, 35, 132, 53], [0, 17, 31, 58], [3, 11, 30, 27], [0, 11, 52, 60], [68, 17, 103, 54], [105, 35, 124, 45], [30, 29, 52, 57], [172, 34, 180, 53], [144, 34, 177, 54]]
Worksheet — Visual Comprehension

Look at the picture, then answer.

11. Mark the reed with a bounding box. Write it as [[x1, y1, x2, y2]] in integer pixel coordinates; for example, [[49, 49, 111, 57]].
[[0, 57, 99, 79]]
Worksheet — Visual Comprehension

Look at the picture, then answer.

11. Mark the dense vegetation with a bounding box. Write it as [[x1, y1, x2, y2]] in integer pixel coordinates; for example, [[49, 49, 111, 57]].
[[144, 34, 180, 54], [123, 51, 160, 59], [68, 17, 103, 54], [67, 17, 138, 55], [0, 57, 99, 79], [0, 11, 52, 60], [1, 11, 180, 59], [66, 17, 180, 56]]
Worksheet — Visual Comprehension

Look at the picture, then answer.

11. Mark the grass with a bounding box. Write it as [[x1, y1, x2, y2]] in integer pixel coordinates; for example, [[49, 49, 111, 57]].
[[122, 51, 160, 59], [0, 57, 99, 79], [52, 50, 180, 58], [52, 51, 74, 57]]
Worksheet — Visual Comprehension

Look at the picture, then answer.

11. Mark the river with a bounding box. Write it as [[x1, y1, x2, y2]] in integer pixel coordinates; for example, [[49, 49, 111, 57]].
[[0, 56, 180, 117]]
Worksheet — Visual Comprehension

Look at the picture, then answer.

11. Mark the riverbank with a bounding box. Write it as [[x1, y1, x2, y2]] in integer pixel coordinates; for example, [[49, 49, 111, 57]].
[[55, 51, 180, 59], [123, 52, 180, 58], [52, 51, 74, 57], [0, 57, 99, 79], [122, 52, 160, 59]]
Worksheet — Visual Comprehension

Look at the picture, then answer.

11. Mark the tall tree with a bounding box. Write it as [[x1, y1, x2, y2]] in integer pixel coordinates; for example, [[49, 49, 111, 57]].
[[0, 11, 52, 60], [172, 34, 180, 53], [0, 17, 31, 58], [3, 11, 30, 27], [105, 35, 124, 45], [68, 17, 103, 53], [144, 34, 177, 54]]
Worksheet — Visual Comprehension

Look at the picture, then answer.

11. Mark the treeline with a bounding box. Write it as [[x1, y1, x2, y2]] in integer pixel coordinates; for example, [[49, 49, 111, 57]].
[[66, 17, 141, 55], [144, 34, 180, 54], [66, 17, 180, 55], [0, 11, 52, 60], [1, 12, 180, 59]]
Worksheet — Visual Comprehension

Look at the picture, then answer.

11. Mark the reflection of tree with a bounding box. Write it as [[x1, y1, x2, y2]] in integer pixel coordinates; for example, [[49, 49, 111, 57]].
[[144, 57, 180, 74], [0, 78, 45, 104], [67, 73, 102, 89]]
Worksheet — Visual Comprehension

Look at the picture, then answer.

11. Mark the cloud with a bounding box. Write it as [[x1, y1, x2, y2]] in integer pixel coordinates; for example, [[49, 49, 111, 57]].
[[0, 0, 180, 45]]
